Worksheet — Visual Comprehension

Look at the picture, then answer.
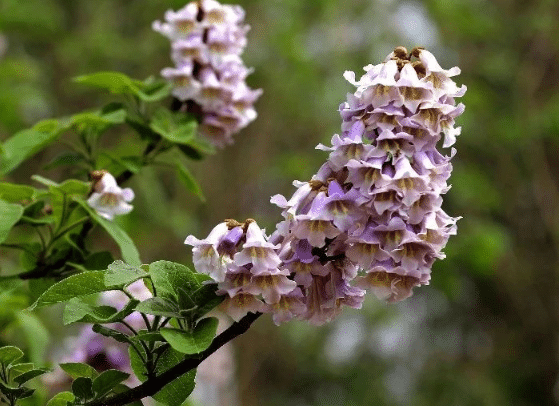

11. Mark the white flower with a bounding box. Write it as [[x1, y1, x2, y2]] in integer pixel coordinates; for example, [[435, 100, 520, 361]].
[[87, 170, 134, 220]]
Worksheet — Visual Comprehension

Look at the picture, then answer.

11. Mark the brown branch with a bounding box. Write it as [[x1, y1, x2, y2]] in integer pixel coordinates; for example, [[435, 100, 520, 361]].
[[85, 312, 262, 406]]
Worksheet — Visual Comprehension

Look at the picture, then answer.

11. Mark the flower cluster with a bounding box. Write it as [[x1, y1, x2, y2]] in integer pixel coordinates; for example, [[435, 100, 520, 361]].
[[153, 0, 262, 147], [186, 46, 465, 325], [87, 170, 135, 220]]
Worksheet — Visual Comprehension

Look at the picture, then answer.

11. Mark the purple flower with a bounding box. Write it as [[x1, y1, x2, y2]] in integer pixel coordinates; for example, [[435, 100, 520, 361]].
[[154, 0, 262, 147], [186, 46, 465, 325]]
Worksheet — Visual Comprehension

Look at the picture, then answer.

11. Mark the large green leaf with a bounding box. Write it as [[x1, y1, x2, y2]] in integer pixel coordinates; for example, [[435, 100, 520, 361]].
[[75, 199, 141, 266], [72, 376, 94, 401], [160, 318, 218, 355], [30, 271, 116, 309], [148, 261, 199, 299], [92, 369, 130, 397], [104, 260, 147, 287], [0, 199, 24, 243], [0, 346, 24, 366], [63, 296, 140, 325], [59, 363, 98, 380], [129, 345, 196, 406]]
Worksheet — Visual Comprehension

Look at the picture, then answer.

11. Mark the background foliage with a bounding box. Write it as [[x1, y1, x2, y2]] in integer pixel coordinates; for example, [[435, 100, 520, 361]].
[[1, 0, 559, 405]]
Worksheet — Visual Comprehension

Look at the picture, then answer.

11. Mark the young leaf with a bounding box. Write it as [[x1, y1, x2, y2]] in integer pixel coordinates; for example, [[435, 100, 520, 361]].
[[160, 317, 218, 355], [129, 346, 196, 406], [0, 199, 24, 244], [0, 182, 36, 202], [30, 271, 116, 309], [175, 162, 205, 201], [63, 297, 140, 325], [176, 137, 216, 160], [104, 260, 147, 287], [46, 391, 75, 406], [0, 346, 24, 367], [136, 77, 172, 102], [134, 297, 181, 318], [60, 363, 98, 380], [12, 368, 50, 385], [8, 362, 34, 376], [91, 369, 129, 397], [0, 119, 67, 175], [75, 199, 141, 266], [91, 324, 130, 344], [73, 71, 140, 96], [150, 107, 197, 144]]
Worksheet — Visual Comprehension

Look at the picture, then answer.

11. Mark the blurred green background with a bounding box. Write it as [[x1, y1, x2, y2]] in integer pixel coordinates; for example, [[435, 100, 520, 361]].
[[1, 0, 559, 405]]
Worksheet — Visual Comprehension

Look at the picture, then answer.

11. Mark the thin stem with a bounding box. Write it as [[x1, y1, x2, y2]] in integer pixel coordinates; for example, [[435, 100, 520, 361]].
[[123, 289, 153, 330], [34, 226, 47, 251], [85, 312, 262, 406], [119, 321, 139, 336]]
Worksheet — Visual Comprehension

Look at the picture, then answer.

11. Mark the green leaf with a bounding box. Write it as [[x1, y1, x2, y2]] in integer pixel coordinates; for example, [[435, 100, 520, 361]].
[[92, 369, 129, 397], [129, 346, 196, 406], [175, 163, 205, 201], [46, 391, 75, 406], [135, 297, 181, 318], [0, 346, 24, 366], [150, 107, 197, 144], [63, 297, 139, 325], [0, 380, 32, 398], [83, 251, 114, 271], [148, 261, 199, 299], [55, 179, 91, 195], [100, 102, 127, 124], [8, 363, 34, 377], [135, 330, 164, 342], [72, 376, 94, 401], [75, 199, 141, 266], [0, 119, 67, 175], [0, 183, 36, 202], [136, 77, 172, 102], [160, 318, 218, 355], [30, 271, 115, 309], [60, 363, 98, 380], [12, 368, 49, 385], [73, 71, 141, 96], [91, 324, 130, 344], [105, 260, 147, 287], [0, 199, 24, 243], [190, 284, 224, 319], [176, 137, 216, 160]]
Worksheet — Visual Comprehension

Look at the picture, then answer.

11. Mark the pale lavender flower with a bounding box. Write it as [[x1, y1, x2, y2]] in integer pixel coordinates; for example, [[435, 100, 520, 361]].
[[154, 0, 261, 147], [87, 170, 134, 220]]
